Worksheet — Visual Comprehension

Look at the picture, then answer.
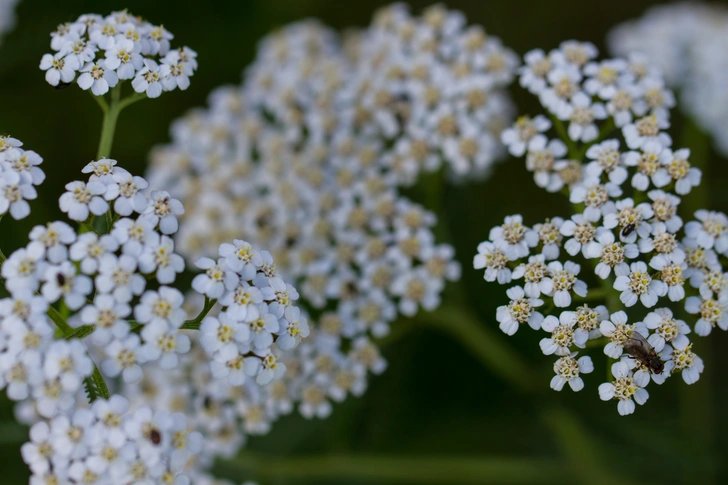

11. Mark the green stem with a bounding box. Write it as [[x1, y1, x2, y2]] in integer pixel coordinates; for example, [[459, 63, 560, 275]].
[[417, 304, 537, 392], [95, 85, 146, 160], [180, 297, 218, 330], [217, 453, 565, 484]]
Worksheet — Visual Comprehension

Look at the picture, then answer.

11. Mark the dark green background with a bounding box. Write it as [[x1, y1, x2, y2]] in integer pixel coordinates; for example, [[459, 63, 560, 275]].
[[1, 1, 727, 483]]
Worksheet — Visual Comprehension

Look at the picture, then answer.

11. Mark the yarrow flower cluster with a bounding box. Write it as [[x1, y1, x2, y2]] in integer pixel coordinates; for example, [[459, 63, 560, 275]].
[[0, 135, 44, 220], [1, 155, 301, 482], [144, 3, 504, 449], [475, 41, 717, 415], [609, 3, 728, 156], [21, 395, 202, 484], [40, 10, 197, 97]]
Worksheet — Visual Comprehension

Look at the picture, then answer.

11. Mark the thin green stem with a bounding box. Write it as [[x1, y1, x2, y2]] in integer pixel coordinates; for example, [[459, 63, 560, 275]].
[[180, 297, 218, 330], [94, 85, 146, 160], [217, 453, 566, 484]]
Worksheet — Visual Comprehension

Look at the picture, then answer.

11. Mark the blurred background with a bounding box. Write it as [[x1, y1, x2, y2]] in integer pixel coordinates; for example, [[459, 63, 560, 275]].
[[1, 0, 728, 484]]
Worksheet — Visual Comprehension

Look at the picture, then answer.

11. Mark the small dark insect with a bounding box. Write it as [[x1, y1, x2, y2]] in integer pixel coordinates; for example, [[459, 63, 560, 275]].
[[150, 428, 162, 445], [56, 272, 66, 287], [55, 82, 72, 90], [621, 223, 637, 238], [623, 331, 664, 374]]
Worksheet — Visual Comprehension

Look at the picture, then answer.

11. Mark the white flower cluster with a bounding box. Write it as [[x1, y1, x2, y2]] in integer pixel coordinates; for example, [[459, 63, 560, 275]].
[[2, 157, 301, 482], [21, 395, 202, 485], [40, 10, 197, 97], [0, 135, 44, 220], [609, 3, 728, 155], [195, 240, 309, 386], [145, 4, 474, 448], [475, 41, 719, 416]]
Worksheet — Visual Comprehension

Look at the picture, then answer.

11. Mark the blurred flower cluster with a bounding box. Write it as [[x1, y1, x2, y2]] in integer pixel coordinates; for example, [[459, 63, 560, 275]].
[[474, 41, 720, 415], [609, 3, 728, 155], [0, 0, 19, 47], [40, 10, 197, 97], [144, 2, 520, 458]]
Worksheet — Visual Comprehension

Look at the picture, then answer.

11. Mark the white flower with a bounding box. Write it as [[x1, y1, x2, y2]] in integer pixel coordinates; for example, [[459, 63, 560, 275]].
[[138, 234, 185, 284], [104, 38, 143, 79], [512, 254, 553, 298], [622, 141, 670, 191], [649, 256, 687, 302], [663, 340, 704, 385], [277, 306, 310, 350], [643, 308, 690, 353], [390, 267, 442, 316], [94, 253, 146, 302], [501, 115, 551, 156], [592, 229, 638, 279], [0, 170, 37, 220], [219, 281, 264, 322], [488, 215, 538, 259], [2, 148, 45, 185], [584, 139, 628, 186], [192, 257, 239, 299], [41, 262, 93, 311], [647, 190, 682, 233], [564, 92, 607, 142], [685, 210, 728, 254], [613, 261, 666, 307], [110, 170, 149, 215], [560, 214, 600, 258], [540, 311, 586, 356], [219, 239, 263, 280], [69, 232, 119, 274], [59, 180, 108, 221], [77, 59, 119, 95], [602, 197, 654, 244], [600, 310, 646, 358], [141, 190, 184, 234], [1, 244, 46, 293], [80, 293, 131, 345], [685, 295, 728, 336], [598, 361, 649, 416], [524, 135, 567, 189], [133, 286, 187, 330], [622, 114, 671, 150], [199, 313, 250, 354], [660, 147, 701, 195], [132, 58, 170, 98], [29, 221, 76, 264], [101, 335, 143, 383], [547, 260, 587, 307], [39, 52, 79, 86], [495, 285, 543, 335], [550, 353, 593, 392], [473, 241, 512, 284]]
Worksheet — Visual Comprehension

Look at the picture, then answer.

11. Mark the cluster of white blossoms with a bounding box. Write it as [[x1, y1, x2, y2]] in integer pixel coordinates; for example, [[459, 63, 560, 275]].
[[609, 3, 728, 156], [0, 155, 301, 482], [475, 41, 721, 416], [0, 135, 44, 220], [145, 3, 493, 449], [21, 395, 202, 485], [40, 10, 197, 97]]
